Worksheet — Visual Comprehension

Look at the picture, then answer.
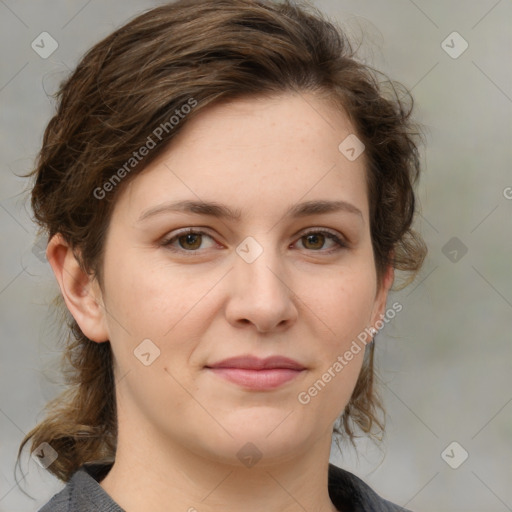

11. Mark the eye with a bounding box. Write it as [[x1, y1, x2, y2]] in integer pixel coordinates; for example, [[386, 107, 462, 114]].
[[294, 229, 348, 253], [160, 229, 217, 253], [160, 227, 349, 256]]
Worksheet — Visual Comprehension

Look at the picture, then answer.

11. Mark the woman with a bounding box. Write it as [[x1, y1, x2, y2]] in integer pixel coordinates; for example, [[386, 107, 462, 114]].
[[18, 0, 426, 510]]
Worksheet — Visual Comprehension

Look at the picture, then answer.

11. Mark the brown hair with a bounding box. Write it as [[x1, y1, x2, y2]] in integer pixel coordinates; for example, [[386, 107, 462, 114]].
[[18, 0, 426, 482]]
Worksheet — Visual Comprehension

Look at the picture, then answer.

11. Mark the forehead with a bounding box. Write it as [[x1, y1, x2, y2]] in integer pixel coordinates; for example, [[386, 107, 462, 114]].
[[115, 92, 369, 224]]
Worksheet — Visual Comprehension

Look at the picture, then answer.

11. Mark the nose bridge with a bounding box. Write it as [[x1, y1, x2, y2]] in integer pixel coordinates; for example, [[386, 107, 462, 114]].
[[226, 234, 297, 331], [235, 234, 287, 297]]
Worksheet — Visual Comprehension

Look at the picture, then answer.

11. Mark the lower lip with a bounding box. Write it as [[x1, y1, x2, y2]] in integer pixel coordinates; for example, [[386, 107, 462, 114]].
[[207, 368, 304, 390]]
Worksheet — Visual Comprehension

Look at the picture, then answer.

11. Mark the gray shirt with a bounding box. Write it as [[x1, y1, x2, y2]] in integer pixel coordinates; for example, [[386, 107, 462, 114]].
[[38, 462, 412, 511]]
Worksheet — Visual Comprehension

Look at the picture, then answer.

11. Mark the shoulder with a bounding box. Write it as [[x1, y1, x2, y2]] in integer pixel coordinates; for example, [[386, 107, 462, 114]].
[[328, 463, 413, 512], [37, 462, 123, 512]]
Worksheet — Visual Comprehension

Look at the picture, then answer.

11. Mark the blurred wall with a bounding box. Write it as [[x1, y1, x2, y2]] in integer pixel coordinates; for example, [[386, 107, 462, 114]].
[[1, 1, 510, 511]]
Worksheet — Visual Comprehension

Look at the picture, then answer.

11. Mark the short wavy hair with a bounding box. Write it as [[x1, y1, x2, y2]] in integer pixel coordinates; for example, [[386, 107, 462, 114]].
[[18, 0, 426, 482]]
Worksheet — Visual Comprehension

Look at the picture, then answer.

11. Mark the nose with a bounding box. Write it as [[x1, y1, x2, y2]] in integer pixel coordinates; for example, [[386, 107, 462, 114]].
[[224, 239, 298, 334]]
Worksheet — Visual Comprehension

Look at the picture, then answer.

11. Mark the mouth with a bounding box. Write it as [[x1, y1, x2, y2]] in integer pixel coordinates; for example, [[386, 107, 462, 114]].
[[205, 355, 306, 390]]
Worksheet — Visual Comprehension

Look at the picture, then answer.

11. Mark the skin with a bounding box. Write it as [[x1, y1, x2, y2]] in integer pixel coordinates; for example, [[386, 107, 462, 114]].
[[48, 92, 394, 512]]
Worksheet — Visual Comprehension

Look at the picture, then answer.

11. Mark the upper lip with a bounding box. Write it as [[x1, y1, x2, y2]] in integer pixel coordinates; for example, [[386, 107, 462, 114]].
[[206, 355, 305, 371]]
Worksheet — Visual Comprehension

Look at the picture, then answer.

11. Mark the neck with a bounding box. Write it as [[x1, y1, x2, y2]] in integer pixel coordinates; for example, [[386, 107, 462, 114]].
[[100, 420, 339, 512]]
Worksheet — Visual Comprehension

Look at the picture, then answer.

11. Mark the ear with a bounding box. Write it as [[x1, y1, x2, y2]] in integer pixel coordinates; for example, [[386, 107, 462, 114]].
[[46, 233, 109, 343], [369, 262, 395, 335]]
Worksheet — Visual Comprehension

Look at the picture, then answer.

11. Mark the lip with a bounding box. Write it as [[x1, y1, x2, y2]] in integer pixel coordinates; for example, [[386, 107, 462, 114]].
[[205, 355, 306, 390], [207, 355, 306, 371]]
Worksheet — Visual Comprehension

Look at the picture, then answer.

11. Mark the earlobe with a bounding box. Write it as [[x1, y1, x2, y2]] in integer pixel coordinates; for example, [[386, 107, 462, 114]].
[[46, 233, 109, 343]]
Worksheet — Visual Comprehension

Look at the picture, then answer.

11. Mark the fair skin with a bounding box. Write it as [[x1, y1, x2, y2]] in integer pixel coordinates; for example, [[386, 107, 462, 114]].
[[47, 92, 393, 512]]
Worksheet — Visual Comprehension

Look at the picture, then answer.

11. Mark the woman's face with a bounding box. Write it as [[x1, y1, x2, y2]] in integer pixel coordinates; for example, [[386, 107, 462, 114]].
[[97, 92, 392, 466]]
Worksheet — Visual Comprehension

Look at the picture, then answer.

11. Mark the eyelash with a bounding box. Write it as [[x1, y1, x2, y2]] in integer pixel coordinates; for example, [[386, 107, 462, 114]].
[[160, 228, 349, 256]]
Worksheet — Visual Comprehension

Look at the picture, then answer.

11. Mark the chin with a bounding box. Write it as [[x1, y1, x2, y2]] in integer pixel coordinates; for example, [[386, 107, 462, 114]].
[[198, 418, 315, 466]]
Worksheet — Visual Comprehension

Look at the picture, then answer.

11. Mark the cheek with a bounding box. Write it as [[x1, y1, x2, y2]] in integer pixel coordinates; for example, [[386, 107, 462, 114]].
[[313, 270, 377, 348], [103, 253, 209, 338]]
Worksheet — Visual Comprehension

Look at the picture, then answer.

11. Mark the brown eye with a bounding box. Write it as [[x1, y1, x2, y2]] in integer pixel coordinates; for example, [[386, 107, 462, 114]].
[[297, 230, 347, 252], [302, 233, 326, 250], [177, 233, 203, 250], [161, 229, 217, 254]]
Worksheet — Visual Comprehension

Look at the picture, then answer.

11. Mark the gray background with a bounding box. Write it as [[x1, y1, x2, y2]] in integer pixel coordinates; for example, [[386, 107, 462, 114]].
[[1, 1, 511, 511]]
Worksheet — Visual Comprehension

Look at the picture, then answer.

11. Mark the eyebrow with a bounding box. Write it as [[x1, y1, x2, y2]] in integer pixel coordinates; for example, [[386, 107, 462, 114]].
[[138, 199, 363, 223]]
